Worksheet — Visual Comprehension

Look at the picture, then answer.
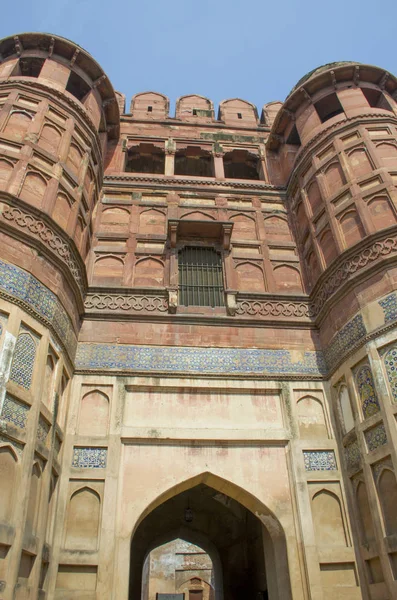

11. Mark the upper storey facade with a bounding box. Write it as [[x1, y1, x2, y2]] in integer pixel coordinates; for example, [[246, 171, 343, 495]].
[[1, 34, 397, 373]]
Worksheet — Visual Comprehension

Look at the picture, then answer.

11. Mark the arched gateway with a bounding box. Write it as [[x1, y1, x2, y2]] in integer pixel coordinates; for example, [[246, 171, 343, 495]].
[[129, 473, 292, 600]]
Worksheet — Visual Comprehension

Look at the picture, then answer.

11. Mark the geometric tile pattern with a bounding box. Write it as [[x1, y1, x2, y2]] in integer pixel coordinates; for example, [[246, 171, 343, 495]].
[[324, 314, 367, 370], [383, 345, 397, 402], [37, 416, 50, 443], [75, 343, 327, 376], [303, 450, 337, 471], [9, 330, 38, 389], [355, 364, 380, 419], [365, 422, 388, 452], [0, 259, 77, 358], [1, 394, 30, 428], [0, 433, 24, 457], [72, 446, 107, 468], [379, 293, 397, 323], [344, 439, 361, 471]]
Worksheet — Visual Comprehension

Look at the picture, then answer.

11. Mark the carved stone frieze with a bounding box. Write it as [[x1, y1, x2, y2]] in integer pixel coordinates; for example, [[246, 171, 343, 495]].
[[235, 298, 311, 319], [85, 292, 169, 313], [0, 198, 85, 294], [310, 230, 397, 317]]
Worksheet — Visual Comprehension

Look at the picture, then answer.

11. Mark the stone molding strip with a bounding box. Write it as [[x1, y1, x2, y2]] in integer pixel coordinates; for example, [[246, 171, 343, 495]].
[[104, 174, 284, 192], [0, 259, 77, 360]]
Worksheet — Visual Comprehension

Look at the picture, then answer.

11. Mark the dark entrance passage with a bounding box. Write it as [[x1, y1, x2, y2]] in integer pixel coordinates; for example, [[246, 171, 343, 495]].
[[130, 483, 269, 600]]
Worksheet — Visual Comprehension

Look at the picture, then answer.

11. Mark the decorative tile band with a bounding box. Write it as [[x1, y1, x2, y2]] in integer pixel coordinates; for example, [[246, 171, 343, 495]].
[[365, 422, 388, 452], [379, 293, 397, 323], [303, 450, 337, 471], [324, 314, 367, 370], [72, 447, 107, 468], [344, 440, 361, 471], [1, 394, 30, 428], [75, 343, 327, 376], [0, 259, 77, 358]]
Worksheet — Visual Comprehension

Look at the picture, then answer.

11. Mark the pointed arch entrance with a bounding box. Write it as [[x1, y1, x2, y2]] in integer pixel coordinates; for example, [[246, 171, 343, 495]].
[[129, 473, 292, 600]]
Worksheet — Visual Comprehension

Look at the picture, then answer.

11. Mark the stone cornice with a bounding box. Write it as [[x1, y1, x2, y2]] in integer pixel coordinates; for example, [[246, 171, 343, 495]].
[[104, 174, 284, 193], [0, 193, 87, 307]]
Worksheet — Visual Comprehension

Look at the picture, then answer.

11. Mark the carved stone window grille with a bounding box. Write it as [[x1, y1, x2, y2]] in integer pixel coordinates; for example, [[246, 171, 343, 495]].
[[9, 329, 38, 389], [178, 246, 224, 307]]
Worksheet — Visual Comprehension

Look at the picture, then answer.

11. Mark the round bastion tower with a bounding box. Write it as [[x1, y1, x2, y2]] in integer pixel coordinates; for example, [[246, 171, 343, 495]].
[[269, 63, 397, 598], [0, 33, 118, 599]]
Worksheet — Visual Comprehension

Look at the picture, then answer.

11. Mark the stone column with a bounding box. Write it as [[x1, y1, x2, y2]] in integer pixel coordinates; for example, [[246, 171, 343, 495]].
[[165, 138, 176, 176]]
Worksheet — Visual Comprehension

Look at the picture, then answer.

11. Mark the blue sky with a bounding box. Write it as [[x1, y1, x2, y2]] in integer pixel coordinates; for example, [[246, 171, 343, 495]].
[[2, 0, 397, 116]]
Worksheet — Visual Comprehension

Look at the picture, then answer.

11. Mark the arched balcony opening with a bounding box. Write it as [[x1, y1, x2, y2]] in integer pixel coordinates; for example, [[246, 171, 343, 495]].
[[175, 146, 213, 177], [126, 143, 165, 174], [223, 149, 260, 180]]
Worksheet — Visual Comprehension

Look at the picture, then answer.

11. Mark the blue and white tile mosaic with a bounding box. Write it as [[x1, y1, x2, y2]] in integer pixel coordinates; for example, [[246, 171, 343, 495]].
[[355, 364, 380, 419], [383, 345, 397, 402], [0, 433, 24, 457], [37, 416, 50, 444], [379, 293, 397, 323], [75, 344, 327, 376], [324, 314, 367, 370], [0, 259, 77, 357], [9, 329, 38, 389], [303, 450, 337, 471], [365, 422, 388, 452], [1, 394, 29, 428], [72, 447, 107, 469], [344, 439, 361, 471]]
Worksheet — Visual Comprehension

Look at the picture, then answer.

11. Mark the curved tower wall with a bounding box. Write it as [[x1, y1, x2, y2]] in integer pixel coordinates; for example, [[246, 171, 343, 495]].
[[269, 63, 397, 600], [0, 33, 119, 600]]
